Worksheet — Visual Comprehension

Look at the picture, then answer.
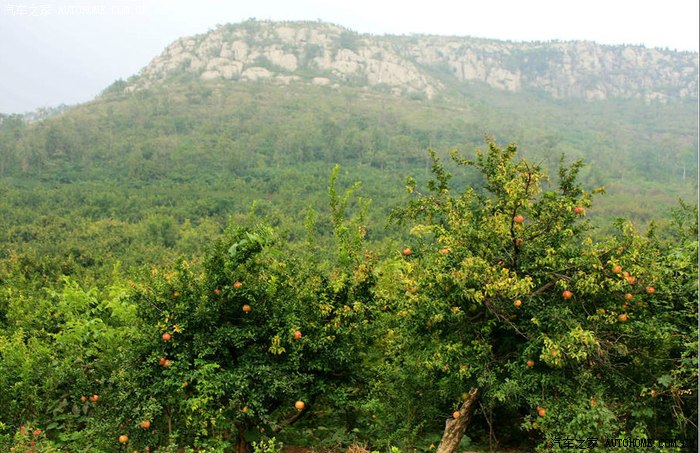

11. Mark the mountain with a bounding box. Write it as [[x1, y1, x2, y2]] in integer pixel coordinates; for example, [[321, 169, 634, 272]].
[[122, 20, 698, 102], [0, 20, 697, 278], [1, 21, 697, 453]]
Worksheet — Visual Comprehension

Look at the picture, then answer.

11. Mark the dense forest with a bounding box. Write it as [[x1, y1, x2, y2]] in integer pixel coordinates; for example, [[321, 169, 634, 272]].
[[0, 20, 697, 452], [0, 81, 697, 279]]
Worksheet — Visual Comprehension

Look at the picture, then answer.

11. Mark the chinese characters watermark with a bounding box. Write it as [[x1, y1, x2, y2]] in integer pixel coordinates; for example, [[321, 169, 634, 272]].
[[2, 3, 145, 17], [3, 3, 50, 16], [551, 436, 697, 450]]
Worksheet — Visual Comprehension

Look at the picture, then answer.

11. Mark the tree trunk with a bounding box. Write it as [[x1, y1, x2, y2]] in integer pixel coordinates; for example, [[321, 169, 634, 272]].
[[236, 424, 250, 453], [436, 387, 479, 453], [236, 438, 249, 453], [272, 407, 307, 433]]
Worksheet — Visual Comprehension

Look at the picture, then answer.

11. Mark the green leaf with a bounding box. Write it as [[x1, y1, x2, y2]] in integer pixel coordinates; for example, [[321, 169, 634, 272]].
[[657, 375, 673, 388]]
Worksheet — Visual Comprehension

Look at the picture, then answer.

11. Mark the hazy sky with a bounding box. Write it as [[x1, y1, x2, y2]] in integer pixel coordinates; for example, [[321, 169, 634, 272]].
[[1, 0, 698, 114]]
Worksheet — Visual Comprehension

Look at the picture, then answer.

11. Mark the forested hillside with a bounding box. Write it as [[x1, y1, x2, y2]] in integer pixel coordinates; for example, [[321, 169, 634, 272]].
[[0, 20, 697, 452], [0, 81, 696, 276]]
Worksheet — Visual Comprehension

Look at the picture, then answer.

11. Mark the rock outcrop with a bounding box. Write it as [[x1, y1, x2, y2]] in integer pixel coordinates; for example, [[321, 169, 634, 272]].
[[124, 20, 698, 102]]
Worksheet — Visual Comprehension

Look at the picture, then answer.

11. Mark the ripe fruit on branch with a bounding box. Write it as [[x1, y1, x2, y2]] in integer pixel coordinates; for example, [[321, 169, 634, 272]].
[[526, 360, 535, 368], [163, 359, 172, 367], [573, 206, 585, 215], [514, 214, 524, 224], [452, 411, 461, 419], [513, 299, 522, 308], [159, 357, 166, 366], [624, 293, 634, 300], [439, 247, 450, 255], [213, 288, 221, 295], [89, 394, 100, 402], [295, 400, 305, 411], [233, 281, 242, 289], [242, 304, 251, 313], [562, 290, 573, 300], [81, 395, 87, 402], [618, 313, 628, 322], [293, 330, 302, 340], [537, 406, 546, 417], [626, 275, 636, 284], [403, 247, 413, 256], [613, 265, 622, 274], [140, 420, 151, 430], [162, 333, 172, 342], [646, 286, 655, 294], [119, 435, 128, 444]]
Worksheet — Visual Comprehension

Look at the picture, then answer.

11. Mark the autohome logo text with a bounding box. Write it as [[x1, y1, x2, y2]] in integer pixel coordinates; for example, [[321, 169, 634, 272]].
[[605, 438, 698, 449]]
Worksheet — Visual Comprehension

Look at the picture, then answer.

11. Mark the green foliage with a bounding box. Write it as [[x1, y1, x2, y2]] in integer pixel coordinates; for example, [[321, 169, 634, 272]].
[[0, 277, 145, 451], [251, 437, 283, 453], [338, 31, 360, 52], [1, 425, 61, 452], [0, 78, 696, 285], [115, 184, 378, 449], [0, 132, 695, 451], [369, 138, 697, 450]]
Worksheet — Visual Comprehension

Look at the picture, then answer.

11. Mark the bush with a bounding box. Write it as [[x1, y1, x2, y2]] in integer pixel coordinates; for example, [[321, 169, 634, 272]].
[[369, 139, 697, 450]]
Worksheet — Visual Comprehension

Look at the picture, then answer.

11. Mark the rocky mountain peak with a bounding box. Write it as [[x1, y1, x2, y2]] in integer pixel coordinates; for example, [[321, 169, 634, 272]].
[[124, 20, 698, 102]]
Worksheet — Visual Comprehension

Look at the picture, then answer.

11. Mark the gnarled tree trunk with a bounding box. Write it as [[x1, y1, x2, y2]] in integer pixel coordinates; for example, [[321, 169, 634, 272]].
[[437, 387, 479, 453]]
